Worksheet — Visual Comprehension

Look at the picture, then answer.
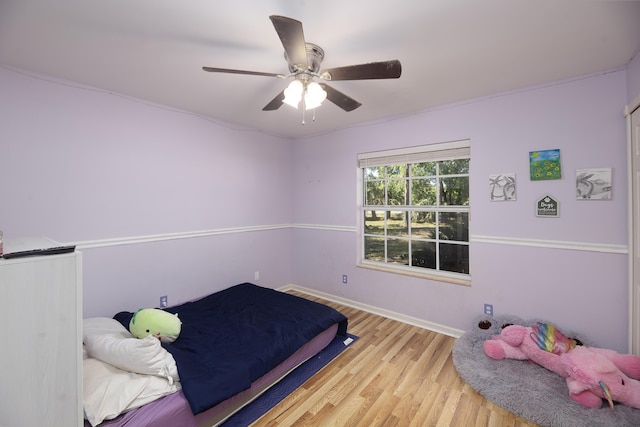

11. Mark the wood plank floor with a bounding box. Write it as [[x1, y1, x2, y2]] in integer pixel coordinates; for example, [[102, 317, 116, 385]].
[[251, 291, 538, 427]]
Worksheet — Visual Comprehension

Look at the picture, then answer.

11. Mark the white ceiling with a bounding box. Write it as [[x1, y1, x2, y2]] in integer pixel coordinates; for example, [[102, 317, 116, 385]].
[[1, 0, 639, 139]]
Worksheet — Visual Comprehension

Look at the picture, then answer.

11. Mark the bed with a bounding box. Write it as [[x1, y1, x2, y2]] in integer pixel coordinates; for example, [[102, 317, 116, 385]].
[[82, 283, 348, 427]]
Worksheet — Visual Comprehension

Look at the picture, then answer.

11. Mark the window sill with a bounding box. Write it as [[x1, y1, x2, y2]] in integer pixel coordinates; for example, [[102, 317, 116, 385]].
[[356, 262, 471, 286]]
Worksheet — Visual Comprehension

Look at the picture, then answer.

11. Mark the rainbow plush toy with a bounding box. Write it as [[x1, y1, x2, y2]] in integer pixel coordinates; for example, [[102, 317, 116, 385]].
[[484, 322, 640, 410]]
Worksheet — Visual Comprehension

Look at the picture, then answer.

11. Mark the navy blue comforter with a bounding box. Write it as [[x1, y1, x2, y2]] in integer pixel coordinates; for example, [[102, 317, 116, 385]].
[[114, 283, 347, 414]]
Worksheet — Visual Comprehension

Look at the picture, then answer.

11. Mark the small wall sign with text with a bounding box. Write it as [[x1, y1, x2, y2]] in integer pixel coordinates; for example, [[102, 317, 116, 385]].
[[536, 194, 559, 218]]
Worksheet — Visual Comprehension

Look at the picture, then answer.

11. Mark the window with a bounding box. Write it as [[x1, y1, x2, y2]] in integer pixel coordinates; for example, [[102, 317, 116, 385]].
[[358, 140, 470, 283]]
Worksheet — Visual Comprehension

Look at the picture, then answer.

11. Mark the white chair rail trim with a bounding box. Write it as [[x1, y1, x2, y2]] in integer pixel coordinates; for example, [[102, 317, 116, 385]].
[[66, 223, 627, 255], [471, 234, 627, 254], [70, 224, 291, 249]]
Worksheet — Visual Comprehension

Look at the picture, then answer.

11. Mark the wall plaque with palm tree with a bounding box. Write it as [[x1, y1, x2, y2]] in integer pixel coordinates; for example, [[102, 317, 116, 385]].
[[489, 173, 516, 201]]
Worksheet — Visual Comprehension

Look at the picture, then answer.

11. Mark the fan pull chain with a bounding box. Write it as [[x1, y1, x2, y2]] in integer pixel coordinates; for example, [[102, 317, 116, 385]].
[[299, 94, 318, 125]]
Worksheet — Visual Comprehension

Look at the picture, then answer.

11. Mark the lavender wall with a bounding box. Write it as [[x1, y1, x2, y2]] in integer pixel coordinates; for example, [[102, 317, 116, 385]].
[[0, 63, 634, 352], [291, 70, 630, 352], [0, 66, 293, 317], [628, 51, 640, 104]]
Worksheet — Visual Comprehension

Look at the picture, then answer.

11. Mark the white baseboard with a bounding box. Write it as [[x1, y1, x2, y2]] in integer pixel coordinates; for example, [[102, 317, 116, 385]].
[[279, 284, 465, 339]]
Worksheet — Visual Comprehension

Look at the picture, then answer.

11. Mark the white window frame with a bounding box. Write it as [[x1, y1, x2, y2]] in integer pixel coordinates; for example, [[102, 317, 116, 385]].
[[356, 139, 471, 286]]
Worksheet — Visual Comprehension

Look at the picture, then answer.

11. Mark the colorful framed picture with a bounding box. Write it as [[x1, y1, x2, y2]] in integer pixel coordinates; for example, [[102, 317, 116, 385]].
[[529, 149, 561, 181], [576, 168, 612, 200]]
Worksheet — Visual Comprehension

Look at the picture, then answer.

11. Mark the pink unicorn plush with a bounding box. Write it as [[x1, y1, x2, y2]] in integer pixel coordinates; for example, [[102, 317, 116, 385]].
[[483, 323, 640, 409]]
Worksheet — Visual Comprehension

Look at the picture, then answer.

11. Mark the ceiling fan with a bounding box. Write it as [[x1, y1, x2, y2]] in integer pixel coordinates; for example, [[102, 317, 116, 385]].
[[202, 15, 402, 114]]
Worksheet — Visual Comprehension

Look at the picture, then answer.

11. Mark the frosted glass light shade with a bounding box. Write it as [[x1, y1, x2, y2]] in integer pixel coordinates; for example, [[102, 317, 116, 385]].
[[304, 82, 327, 110], [283, 80, 303, 108]]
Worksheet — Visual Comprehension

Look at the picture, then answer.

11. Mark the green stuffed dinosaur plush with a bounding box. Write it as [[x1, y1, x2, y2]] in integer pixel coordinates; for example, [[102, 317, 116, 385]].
[[129, 308, 181, 343]]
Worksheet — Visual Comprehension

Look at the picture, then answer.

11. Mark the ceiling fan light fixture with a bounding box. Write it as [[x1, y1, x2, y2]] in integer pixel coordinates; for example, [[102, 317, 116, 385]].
[[304, 81, 327, 110], [204, 16, 401, 116], [283, 80, 303, 108]]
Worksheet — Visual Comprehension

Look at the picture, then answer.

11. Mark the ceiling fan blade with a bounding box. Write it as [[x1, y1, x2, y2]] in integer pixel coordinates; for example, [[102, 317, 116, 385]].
[[262, 90, 285, 111], [202, 66, 285, 78], [269, 15, 308, 71], [320, 60, 402, 81], [321, 84, 362, 112]]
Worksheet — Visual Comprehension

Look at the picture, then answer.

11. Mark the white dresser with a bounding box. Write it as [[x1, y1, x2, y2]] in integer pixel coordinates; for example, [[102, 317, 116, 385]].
[[0, 237, 82, 427]]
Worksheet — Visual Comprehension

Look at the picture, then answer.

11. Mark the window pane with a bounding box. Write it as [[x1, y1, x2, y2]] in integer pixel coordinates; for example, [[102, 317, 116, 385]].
[[439, 212, 469, 241], [364, 236, 385, 261], [364, 211, 385, 235], [411, 211, 436, 239], [365, 181, 385, 205], [440, 177, 469, 206], [439, 243, 469, 274], [387, 238, 409, 265], [411, 178, 437, 205], [412, 162, 436, 177], [439, 159, 469, 175], [387, 179, 408, 206], [387, 211, 408, 236], [364, 166, 384, 180], [411, 240, 436, 269], [359, 142, 470, 279], [386, 164, 407, 179]]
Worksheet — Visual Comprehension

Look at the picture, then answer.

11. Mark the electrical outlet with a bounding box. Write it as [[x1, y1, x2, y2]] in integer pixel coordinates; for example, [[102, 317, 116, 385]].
[[254, 271, 260, 281], [484, 303, 493, 316], [342, 274, 348, 284], [160, 295, 168, 308]]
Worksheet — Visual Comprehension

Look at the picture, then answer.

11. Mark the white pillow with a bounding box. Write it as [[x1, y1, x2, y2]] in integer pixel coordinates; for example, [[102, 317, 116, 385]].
[[84, 333, 179, 383], [83, 357, 180, 427], [83, 317, 132, 340]]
